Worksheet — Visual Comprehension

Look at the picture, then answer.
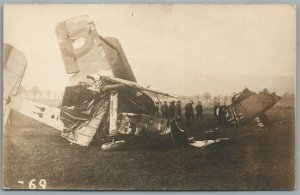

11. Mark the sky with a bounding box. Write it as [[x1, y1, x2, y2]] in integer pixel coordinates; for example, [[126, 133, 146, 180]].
[[3, 4, 296, 96]]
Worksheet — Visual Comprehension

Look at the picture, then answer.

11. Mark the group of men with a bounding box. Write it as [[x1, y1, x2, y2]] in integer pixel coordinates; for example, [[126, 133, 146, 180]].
[[184, 101, 204, 126], [154, 100, 204, 126], [154, 101, 182, 120], [153, 99, 230, 128]]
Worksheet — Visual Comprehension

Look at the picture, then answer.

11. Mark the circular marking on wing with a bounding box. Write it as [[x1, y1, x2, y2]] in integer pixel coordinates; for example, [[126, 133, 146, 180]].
[[73, 37, 86, 49], [59, 28, 96, 59]]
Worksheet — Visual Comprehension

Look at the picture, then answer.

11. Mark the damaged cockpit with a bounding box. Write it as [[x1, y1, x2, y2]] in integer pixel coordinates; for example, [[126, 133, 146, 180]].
[[59, 74, 176, 147]]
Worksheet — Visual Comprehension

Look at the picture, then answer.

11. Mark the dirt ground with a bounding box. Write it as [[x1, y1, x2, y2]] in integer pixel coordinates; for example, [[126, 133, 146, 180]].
[[3, 107, 295, 190]]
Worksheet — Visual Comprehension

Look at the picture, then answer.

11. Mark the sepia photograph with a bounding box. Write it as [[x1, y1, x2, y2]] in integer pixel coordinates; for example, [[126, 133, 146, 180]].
[[2, 4, 296, 190]]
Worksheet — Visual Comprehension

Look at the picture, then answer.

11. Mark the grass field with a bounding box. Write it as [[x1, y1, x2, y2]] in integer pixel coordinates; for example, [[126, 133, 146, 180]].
[[3, 107, 295, 190]]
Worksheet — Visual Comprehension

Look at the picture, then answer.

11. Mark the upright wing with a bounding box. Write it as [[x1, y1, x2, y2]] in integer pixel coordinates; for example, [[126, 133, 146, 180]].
[[3, 43, 27, 99], [3, 44, 63, 131], [3, 44, 27, 125]]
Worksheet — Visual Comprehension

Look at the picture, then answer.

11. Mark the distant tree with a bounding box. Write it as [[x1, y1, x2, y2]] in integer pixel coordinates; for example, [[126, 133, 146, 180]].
[[46, 89, 52, 100], [213, 96, 221, 104], [18, 85, 28, 97], [39, 90, 44, 99], [30, 85, 42, 99], [59, 91, 65, 99], [202, 92, 212, 103], [223, 95, 230, 105], [195, 95, 201, 100], [212, 96, 217, 104], [281, 92, 294, 108], [52, 91, 57, 99], [282, 92, 290, 98]]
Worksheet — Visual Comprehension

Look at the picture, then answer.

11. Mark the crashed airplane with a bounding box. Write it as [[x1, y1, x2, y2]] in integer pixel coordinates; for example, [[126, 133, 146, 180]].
[[4, 16, 227, 150], [55, 15, 186, 148], [55, 15, 230, 149], [4, 16, 280, 150]]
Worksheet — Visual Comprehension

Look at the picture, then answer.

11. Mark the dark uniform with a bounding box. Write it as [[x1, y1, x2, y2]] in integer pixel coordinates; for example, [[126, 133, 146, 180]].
[[218, 104, 227, 127], [175, 101, 182, 121], [195, 102, 203, 120], [214, 103, 220, 119], [168, 101, 176, 119], [161, 101, 169, 119], [185, 101, 194, 126], [154, 102, 160, 117]]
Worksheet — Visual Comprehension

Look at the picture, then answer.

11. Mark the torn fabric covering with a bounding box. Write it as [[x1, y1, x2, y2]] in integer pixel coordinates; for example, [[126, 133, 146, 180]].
[[117, 91, 155, 115], [60, 85, 109, 146], [59, 82, 155, 146], [99, 78, 156, 115]]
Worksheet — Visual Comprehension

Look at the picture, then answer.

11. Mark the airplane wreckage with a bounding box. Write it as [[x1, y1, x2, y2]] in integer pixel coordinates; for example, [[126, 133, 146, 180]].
[[3, 16, 281, 150], [217, 88, 281, 128]]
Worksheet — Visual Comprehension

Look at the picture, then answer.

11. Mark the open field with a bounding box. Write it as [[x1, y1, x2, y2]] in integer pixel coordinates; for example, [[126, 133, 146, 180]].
[[3, 107, 295, 190]]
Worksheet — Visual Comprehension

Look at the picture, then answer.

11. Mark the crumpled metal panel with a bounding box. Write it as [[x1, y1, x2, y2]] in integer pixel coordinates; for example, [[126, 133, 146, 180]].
[[59, 85, 110, 146], [118, 113, 170, 136], [55, 15, 136, 85], [225, 89, 281, 126]]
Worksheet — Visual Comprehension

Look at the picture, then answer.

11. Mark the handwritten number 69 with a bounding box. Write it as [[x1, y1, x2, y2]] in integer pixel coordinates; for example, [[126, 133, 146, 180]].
[[28, 179, 47, 189]]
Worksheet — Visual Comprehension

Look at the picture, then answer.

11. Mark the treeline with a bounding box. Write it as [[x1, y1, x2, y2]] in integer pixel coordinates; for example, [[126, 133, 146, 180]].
[[278, 92, 295, 108], [17, 85, 64, 100], [151, 92, 295, 109], [151, 92, 236, 108], [18, 85, 295, 109]]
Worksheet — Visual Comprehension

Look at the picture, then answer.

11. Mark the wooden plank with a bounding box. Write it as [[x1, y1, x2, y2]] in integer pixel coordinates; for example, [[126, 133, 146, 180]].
[[109, 91, 118, 135], [101, 76, 177, 97]]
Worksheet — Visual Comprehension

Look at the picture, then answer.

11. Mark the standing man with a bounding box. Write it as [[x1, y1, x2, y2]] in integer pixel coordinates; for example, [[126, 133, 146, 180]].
[[185, 101, 194, 126], [168, 101, 176, 119], [214, 102, 220, 119], [218, 103, 227, 127], [175, 100, 182, 121], [154, 102, 160, 117], [196, 101, 203, 121], [161, 101, 169, 119]]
